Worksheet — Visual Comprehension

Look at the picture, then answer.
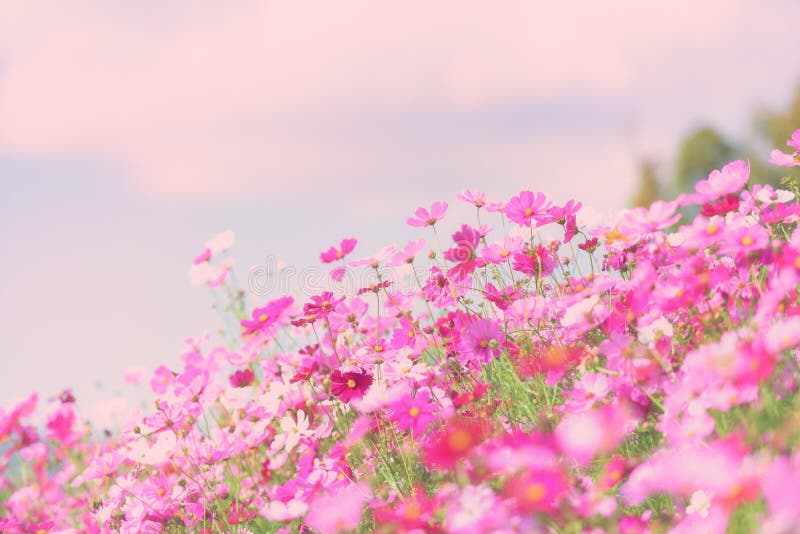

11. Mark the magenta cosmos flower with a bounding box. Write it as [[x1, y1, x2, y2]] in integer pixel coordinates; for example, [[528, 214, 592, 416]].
[[240, 296, 294, 336], [330, 368, 373, 402], [302, 291, 344, 321], [388, 389, 436, 438], [505, 190, 550, 227], [319, 238, 357, 263], [406, 201, 448, 227], [458, 318, 504, 365]]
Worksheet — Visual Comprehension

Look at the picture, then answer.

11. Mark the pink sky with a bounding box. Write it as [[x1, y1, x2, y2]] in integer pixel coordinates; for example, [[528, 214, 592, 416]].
[[3, 1, 798, 206]]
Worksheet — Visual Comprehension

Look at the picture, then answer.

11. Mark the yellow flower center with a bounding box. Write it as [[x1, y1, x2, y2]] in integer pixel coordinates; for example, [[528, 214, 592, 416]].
[[741, 236, 754, 246], [525, 483, 547, 502], [447, 429, 473, 452], [347, 379, 357, 388], [524, 207, 533, 217], [408, 407, 420, 417], [258, 313, 269, 322]]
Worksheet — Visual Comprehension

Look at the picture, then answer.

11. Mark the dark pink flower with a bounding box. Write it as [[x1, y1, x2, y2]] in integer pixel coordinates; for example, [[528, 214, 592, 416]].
[[303, 291, 343, 321], [701, 194, 740, 216], [330, 368, 373, 402], [229, 368, 254, 388]]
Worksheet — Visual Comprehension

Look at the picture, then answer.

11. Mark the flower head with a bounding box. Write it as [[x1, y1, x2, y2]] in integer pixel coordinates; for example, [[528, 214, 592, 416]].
[[320, 238, 358, 263], [330, 368, 373, 402], [505, 190, 550, 227], [407, 201, 448, 227]]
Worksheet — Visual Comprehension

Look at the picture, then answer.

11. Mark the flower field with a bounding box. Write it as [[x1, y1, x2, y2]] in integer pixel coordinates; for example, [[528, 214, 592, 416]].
[[2, 130, 800, 533]]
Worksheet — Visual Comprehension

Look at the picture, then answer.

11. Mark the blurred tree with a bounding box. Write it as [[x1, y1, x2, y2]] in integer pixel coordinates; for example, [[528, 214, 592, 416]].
[[674, 126, 735, 192], [628, 84, 800, 207], [755, 85, 800, 148], [630, 158, 661, 207]]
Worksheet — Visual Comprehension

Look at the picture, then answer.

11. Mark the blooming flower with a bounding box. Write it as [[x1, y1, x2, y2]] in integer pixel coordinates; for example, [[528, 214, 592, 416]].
[[407, 201, 448, 227], [320, 238, 358, 263], [505, 190, 550, 227], [302, 291, 344, 321], [458, 318, 503, 366], [424, 418, 487, 468], [304, 484, 368, 534], [693, 160, 750, 202], [330, 368, 373, 402], [388, 389, 436, 438], [240, 296, 293, 336], [457, 189, 489, 207], [229, 368, 255, 388]]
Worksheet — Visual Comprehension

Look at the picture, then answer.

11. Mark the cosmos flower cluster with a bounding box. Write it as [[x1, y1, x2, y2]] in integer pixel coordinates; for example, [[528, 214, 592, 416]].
[[2, 130, 800, 533]]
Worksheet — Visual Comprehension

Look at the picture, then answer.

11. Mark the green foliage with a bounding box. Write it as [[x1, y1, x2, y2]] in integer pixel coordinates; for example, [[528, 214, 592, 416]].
[[675, 126, 736, 192], [630, 159, 661, 208]]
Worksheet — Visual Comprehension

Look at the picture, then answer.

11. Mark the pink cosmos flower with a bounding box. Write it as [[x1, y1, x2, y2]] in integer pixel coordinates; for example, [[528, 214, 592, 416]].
[[45, 405, 75, 443], [693, 160, 750, 202], [555, 404, 630, 464], [457, 189, 489, 208], [700, 194, 740, 217], [389, 317, 418, 349], [444, 224, 482, 276], [617, 200, 682, 235], [330, 368, 373, 402], [304, 484, 368, 534], [548, 199, 582, 242], [483, 282, 522, 310], [445, 484, 507, 534], [387, 238, 426, 267], [193, 248, 211, 264], [319, 238, 358, 263], [505, 190, 550, 227], [512, 244, 556, 278], [241, 296, 294, 336], [149, 365, 174, 395], [458, 318, 503, 366], [229, 368, 255, 388], [373, 489, 438, 532], [302, 291, 344, 321], [423, 266, 469, 308], [424, 418, 487, 468], [505, 467, 568, 513], [328, 297, 368, 335], [388, 389, 436, 438], [123, 365, 148, 384], [768, 129, 800, 167], [407, 201, 448, 227], [481, 236, 522, 264], [348, 245, 396, 268]]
